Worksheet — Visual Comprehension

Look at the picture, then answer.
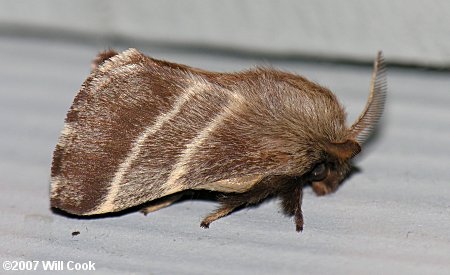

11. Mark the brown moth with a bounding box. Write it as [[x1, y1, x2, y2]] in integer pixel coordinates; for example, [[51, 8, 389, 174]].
[[50, 49, 386, 232]]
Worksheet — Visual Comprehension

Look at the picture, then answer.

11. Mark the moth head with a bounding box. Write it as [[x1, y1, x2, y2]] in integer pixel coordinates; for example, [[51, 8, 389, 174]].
[[308, 52, 386, 195], [307, 140, 360, 195]]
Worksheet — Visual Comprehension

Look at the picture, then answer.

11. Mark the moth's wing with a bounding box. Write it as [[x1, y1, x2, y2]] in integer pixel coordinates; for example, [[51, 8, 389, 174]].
[[194, 175, 265, 193], [91, 49, 119, 70], [50, 48, 232, 215], [52, 49, 295, 216]]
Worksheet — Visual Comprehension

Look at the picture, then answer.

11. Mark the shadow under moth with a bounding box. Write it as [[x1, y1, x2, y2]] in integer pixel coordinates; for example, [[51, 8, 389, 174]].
[[51, 49, 386, 232]]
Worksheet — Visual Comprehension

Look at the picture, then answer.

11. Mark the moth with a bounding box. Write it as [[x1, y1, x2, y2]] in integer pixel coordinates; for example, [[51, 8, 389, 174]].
[[51, 49, 386, 232]]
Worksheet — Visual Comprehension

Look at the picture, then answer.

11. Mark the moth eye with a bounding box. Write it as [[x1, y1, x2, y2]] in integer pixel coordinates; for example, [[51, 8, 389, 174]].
[[309, 163, 328, 181]]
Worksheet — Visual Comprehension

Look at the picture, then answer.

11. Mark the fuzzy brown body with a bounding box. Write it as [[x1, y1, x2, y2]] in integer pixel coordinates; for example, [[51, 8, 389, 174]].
[[51, 49, 386, 231]]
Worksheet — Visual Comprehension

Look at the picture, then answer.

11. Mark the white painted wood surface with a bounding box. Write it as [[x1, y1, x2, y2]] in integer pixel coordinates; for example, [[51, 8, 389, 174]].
[[0, 0, 449, 67], [1, 35, 450, 274]]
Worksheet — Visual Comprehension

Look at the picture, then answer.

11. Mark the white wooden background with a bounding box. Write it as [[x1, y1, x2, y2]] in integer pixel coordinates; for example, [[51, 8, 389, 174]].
[[1, 2, 450, 274], [0, 0, 449, 67], [1, 34, 450, 275]]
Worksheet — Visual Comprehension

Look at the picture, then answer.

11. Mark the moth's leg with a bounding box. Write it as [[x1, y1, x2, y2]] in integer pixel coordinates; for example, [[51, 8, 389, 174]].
[[200, 193, 262, 228], [280, 183, 304, 232], [200, 195, 266, 228], [294, 187, 304, 232], [200, 204, 239, 228], [200, 177, 280, 228], [141, 193, 184, 215]]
